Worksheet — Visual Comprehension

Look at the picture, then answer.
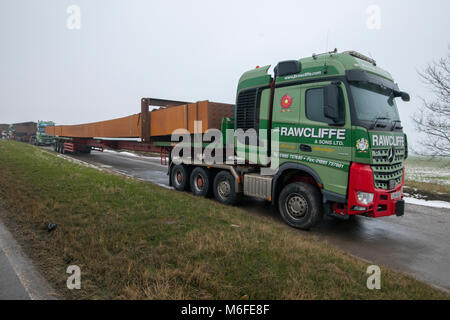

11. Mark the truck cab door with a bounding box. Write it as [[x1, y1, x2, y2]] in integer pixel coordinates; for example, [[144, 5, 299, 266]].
[[297, 81, 352, 163], [296, 80, 352, 195]]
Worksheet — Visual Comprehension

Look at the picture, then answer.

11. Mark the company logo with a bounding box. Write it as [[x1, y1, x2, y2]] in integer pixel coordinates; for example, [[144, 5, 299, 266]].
[[372, 134, 405, 147], [389, 179, 396, 190], [387, 147, 395, 163], [280, 94, 293, 112], [279, 127, 346, 140], [356, 138, 369, 153]]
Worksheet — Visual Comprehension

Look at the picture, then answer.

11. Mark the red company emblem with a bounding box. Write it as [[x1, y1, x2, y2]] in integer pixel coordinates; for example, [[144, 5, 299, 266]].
[[281, 94, 293, 112]]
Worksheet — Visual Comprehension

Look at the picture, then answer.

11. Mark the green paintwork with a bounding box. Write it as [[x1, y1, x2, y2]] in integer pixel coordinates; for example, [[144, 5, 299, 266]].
[[233, 51, 407, 197], [237, 80, 353, 195], [36, 121, 55, 145], [237, 65, 272, 93], [236, 52, 394, 94]]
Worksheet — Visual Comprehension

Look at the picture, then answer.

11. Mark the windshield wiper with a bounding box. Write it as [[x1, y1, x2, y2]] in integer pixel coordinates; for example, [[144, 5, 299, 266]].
[[391, 120, 402, 131], [371, 116, 389, 129]]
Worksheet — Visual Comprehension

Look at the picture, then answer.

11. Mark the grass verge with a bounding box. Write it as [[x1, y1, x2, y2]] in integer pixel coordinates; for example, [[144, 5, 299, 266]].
[[0, 140, 448, 299]]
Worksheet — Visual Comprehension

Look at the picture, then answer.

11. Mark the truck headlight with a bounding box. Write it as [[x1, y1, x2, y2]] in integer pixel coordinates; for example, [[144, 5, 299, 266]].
[[357, 191, 374, 205]]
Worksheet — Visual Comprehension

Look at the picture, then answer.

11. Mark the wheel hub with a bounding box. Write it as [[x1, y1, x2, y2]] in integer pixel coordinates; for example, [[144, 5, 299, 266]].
[[286, 193, 308, 219], [176, 172, 182, 184], [218, 180, 231, 198], [196, 176, 204, 188]]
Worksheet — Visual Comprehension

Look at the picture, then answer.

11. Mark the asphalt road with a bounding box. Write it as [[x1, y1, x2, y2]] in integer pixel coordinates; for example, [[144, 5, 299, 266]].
[[0, 250, 30, 300], [64, 150, 450, 292], [0, 208, 56, 300]]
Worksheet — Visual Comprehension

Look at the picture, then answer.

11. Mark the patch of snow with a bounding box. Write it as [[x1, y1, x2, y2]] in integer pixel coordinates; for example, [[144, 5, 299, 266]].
[[102, 149, 139, 158], [118, 151, 139, 158], [102, 149, 162, 161], [404, 197, 450, 209], [103, 149, 118, 154], [156, 183, 172, 190], [406, 165, 450, 186]]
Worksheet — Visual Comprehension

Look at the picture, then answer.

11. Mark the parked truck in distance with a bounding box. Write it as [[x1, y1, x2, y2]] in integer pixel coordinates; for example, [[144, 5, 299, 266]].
[[9, 122, 37, 143], [0, 124, 9, 139], [34, 120, 55, 146], [47, 50, 410, 230]]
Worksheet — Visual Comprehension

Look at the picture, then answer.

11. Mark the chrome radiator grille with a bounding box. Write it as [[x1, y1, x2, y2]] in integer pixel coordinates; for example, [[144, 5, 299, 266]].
[[371, 148, 405, 190]]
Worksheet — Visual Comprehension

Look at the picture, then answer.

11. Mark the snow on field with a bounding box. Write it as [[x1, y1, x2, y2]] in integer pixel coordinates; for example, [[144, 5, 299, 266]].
[[406, 166, 450, 185], [405, 157, 450, 186]]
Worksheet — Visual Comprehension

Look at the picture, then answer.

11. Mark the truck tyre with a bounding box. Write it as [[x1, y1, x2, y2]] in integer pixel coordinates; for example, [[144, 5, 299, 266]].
[[171, 165, 189, 191], [213, 170, 240, 205], [190, 167, 211, 197], [278, 182, 323, 230]]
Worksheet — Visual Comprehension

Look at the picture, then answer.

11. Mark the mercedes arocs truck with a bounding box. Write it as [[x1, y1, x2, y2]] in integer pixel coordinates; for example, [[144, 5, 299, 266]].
[[48, 50, 410, 229]]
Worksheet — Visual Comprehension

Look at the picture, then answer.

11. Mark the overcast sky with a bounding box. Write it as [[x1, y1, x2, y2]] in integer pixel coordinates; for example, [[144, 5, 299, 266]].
[[0, 0, 449, 147]]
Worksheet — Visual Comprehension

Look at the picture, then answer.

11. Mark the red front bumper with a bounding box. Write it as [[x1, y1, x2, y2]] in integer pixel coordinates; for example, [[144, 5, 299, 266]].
[[334, 163, 405, 218]]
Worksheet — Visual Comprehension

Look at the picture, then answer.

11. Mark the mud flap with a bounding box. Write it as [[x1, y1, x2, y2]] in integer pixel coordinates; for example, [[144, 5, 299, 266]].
[[396, 200, 405, 216]]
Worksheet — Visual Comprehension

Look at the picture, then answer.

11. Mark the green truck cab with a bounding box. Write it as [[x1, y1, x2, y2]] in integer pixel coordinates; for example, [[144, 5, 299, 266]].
[[170, 50, 409, 229], [35, 121, 55, 146], [235, 50, 408, 226]]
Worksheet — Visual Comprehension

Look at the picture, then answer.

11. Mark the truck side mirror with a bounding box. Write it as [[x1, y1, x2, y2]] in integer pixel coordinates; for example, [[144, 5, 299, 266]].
[[400, 91, 410, 102], [323, 84, 340, 122]]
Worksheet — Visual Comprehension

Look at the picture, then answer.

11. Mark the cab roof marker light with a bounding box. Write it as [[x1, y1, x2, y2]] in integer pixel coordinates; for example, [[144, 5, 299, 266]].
[[343, 50, 377, 66], [312, 48, 338, 60]]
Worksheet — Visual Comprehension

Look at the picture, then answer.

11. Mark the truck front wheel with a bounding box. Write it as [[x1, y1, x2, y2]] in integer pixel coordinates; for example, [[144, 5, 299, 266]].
[[213, 171, 240, 205], [278, 182, 323, 230]]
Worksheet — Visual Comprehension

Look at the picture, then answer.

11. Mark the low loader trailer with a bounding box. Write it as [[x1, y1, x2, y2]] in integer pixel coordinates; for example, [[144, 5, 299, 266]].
[[47, 50, 410, 229]]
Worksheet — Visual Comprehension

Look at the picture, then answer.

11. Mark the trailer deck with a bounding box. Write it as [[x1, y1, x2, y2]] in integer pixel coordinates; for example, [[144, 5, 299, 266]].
[[47, 98, 233, 165]]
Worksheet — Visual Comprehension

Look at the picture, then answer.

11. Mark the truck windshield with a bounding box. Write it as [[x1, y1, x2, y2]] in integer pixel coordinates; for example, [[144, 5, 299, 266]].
[[349, 82, 400, 125]]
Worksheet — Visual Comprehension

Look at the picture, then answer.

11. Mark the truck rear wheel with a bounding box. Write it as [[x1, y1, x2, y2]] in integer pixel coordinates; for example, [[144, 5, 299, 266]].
[[190, 167, 211, 197], [171, 164, 189, 191], [278, 182, 323, 230], [213, 171, 240, 205]]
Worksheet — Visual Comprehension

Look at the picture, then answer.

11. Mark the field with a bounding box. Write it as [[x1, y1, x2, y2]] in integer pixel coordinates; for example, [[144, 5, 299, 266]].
[[404, 156, 450, 202], [0, 140, 448, 299]]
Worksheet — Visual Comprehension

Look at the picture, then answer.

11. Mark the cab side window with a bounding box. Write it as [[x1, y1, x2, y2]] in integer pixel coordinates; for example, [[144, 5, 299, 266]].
[[305, 87, 344, 124]]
